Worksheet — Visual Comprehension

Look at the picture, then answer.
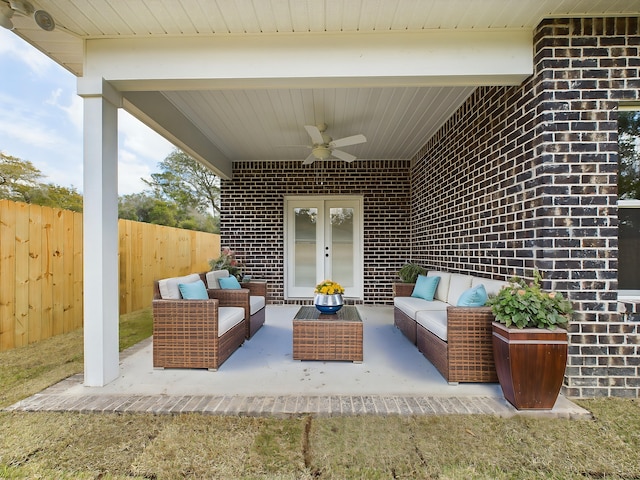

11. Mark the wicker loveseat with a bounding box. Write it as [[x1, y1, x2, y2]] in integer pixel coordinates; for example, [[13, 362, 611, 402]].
[[152, 273, 246, 371], [203, 270, 267, 339], [393, 271, 508, 383]]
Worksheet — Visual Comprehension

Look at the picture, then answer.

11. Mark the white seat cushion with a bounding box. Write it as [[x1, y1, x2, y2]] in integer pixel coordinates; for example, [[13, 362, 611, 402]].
[[394, 296, 448, 320], [205, 270, 230, 289], [428, 271, 451, 302], [249, 295, 265, 315], [158, 273, 201, 299], [217, 306, 244, 337], [416, 310, 448, 341], [446, 274, 474, 306]]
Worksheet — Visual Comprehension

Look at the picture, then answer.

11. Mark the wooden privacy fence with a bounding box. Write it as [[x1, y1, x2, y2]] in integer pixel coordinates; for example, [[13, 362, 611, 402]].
[[118, 219, 219, 313], [0, 199, 220, 352]]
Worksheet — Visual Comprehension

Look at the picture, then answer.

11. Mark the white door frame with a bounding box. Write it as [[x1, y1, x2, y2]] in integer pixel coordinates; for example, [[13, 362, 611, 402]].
[[284, 195, 364, 300]]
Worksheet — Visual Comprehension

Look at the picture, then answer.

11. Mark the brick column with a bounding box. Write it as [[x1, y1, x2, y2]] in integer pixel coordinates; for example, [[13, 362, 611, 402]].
[[411, 17, 640, 398]]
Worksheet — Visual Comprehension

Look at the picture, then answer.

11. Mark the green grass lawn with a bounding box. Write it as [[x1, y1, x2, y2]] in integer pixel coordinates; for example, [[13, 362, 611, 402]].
[[1, 310, 639, 479]]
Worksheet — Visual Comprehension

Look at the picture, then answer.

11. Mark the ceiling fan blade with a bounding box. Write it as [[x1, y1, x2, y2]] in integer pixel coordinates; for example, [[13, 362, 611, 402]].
[[304, 125, 325, 145], [302, 153, 316, 165], [329, 134, 366, 148], [331, 149, 356, 163]]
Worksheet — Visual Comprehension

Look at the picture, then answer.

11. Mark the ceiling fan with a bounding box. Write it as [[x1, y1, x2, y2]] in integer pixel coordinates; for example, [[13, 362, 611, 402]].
[[301, 123, 366, 165], [0, 0, 55, 31]]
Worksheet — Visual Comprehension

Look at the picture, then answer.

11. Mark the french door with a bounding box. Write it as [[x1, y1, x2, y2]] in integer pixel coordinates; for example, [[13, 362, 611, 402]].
[[285, 196, 363, 299]]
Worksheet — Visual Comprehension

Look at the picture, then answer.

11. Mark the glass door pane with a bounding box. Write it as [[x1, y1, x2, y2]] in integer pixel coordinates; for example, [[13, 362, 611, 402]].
[[293, 207, 317, 289], [328, 207, 354, 289]]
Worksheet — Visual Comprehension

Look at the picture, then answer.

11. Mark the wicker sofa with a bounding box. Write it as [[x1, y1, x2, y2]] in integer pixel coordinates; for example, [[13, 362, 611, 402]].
[[152, 273, 246, 371], [393, 271, 508, 383], [203, 270, 267, 339]]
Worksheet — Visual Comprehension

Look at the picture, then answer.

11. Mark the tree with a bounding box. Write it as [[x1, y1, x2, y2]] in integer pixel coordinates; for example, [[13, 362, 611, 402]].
[[0, 152, 42, 202], [618, 110, 640, 200], [29, 184, 83, 212], [118, 192, 176, 225], [118, 191, 219, 233], [1, 151, 218, 232], [144, 149, 220, 216], [0, 153, 83, 211]]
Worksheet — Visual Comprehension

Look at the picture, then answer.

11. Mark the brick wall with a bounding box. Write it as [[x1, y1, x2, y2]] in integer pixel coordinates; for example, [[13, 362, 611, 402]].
[[412, 17, 640, 398], [221, 17, 640, 398], [221, 160, 411, 304]]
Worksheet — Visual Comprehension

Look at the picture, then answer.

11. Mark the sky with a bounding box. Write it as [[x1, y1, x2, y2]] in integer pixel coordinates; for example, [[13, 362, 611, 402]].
[[0, 28, 175, 195]]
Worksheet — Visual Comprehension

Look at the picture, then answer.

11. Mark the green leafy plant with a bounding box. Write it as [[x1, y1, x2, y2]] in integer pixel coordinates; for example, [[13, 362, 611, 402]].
[[397, 263, 426, 283], [209, 247, 244, 280], [486, 269, 573, 329]]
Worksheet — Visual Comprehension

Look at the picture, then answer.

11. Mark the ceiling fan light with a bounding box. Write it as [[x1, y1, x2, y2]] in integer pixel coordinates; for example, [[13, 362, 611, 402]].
[[0, 5, 14, 30], [312, 146, 331, 160]]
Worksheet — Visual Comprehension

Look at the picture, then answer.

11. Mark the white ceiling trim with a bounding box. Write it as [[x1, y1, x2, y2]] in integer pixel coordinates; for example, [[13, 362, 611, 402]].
[[12, 0, 640, 77], [83, 30, 533, 89]]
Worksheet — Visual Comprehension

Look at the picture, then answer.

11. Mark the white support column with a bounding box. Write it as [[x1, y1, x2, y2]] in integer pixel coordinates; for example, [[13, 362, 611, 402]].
[[79, 78, 121, 386]]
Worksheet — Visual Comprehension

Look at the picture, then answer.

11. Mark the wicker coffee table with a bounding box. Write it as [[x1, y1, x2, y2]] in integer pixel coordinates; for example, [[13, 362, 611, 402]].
[[292, 306, 363, 362]]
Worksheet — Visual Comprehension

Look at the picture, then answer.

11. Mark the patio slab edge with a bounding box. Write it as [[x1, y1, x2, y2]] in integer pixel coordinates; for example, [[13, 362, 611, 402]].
[[5, 379, 592, 419]]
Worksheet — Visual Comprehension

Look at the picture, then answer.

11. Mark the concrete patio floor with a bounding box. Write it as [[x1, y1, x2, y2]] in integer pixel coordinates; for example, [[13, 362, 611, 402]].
[[7, 306, 590, 418]]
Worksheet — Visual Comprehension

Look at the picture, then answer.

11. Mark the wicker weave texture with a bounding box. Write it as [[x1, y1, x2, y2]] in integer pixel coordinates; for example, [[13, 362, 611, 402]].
[[152, 295, 245, 371], [394, 308, 417, 345], [249, 307, 266, 338], [393, 292, 498, 383], [415, 306, 497, 383], [200, 274, 267, 339], [446, 306, 497, 383], [292, 307, 363, 362], [245, 280, 267, 298], [417, 325, 449, 379], [245, 280, 267, 338], [393, 282, 415, 297]]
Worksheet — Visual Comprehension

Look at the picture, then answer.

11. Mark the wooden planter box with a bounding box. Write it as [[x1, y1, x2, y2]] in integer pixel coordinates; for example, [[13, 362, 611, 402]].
[[492, 322, 568, 410]]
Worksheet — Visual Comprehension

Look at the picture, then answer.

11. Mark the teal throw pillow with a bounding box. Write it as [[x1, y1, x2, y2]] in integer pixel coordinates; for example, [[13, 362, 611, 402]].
[[411, 275, 440, 301], [178, 280, 208, 300], [219, 276, 242, 289], [457, 284, 488, 307]]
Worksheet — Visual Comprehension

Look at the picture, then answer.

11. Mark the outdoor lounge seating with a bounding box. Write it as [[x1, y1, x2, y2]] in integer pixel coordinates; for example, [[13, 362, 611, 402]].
[[204, 270, 267, 339], [393, 271, 508, 383], [152, 273, 246, 371]]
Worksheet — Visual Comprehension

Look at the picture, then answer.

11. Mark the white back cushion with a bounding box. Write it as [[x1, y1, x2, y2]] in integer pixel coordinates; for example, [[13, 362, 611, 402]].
[[446, 274, 474, 306], [205, 270, 230, 289], [158, 273, 201, 299], [428, 271, 451, 302], [471, 277, 509, 297]]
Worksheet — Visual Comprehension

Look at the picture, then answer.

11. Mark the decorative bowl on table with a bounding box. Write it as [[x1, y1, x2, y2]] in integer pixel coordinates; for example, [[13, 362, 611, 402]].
[[314, 293, 344, 314]]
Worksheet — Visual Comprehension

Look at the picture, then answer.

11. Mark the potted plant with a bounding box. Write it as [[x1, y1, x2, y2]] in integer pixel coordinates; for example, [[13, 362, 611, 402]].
[[486, 269, 573, 410], [397, 263, 426, 283], [209, 247, 244, 280], [314, 280, 345, 314]]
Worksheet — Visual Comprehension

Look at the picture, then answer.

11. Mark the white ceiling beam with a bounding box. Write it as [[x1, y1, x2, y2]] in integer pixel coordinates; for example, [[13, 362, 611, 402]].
[[122, 92, 233, 179], [84, 29, 533, 91]]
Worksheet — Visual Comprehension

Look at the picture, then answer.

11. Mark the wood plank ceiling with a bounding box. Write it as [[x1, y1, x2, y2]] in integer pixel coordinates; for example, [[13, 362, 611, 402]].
[[8, 0, 640, 165]]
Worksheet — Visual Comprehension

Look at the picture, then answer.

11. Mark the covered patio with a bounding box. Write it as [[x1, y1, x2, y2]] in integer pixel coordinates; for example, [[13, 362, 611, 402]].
[[8, 306, 588, 417], [5, 0, 640, 400]]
